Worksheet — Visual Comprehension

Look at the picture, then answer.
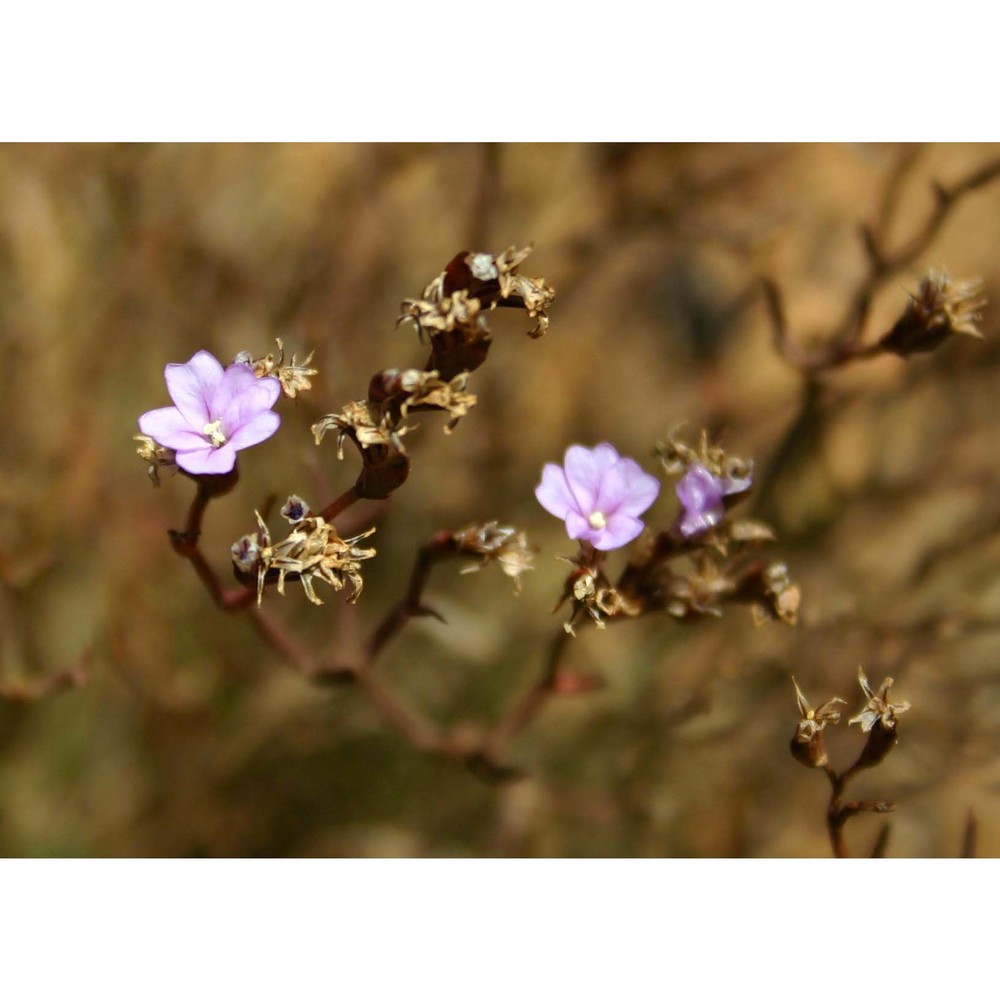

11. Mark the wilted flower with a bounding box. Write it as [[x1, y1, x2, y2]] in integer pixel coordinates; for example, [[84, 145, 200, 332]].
[[790, 676, 846, 769], [849, 668, 910, 733], [234, 339, 318, 399], [367, 368, 477, 434], [556, 562, 640, 634], [848, 667, 911, 769], [879, 270, 985, 357], [452, 522, 535, 593], [675, 462, 753, 538], [235, 505, 377, 607], [134, 433, 176, 486], [280, 495, 311, 524], [536, 443, 660, 551], [138, 351, 281, 475]]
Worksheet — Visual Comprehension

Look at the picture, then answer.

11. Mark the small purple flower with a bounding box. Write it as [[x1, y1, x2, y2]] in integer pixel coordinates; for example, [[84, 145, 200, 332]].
[[675, 463, 752, 538], [138, 350, 281, 475], [535, 443, 660, 551]]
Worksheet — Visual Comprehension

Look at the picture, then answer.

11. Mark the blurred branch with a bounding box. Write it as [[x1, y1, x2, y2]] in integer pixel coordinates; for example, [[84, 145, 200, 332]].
[[961, 809, 978, 859], [484, 625, 575, 758], [870, 822, 892, 859], [824, 761, 897, 858], [763, 152, 1000, 373], [0, 649, 91, 704]]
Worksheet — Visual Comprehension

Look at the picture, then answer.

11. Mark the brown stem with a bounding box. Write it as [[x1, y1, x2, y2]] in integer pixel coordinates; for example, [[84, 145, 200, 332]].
[[0, 649, 91, 704], [824, 758, 895, 858], [169, 481, 256, 612], [752, 378, 823, 519], [353, 669, 458, 755], [824, 765, 851, 858], [485, 624, 574, 756], [961, 809, 978, 859], [319, 484, 361, 522], [363, 533, 455, 664]]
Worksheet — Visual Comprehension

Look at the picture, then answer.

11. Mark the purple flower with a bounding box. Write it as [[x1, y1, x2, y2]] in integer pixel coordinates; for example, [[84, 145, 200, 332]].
[[675, 463, 752, 538], [535, 443, 660, 551], [138, 350, 281, 475]]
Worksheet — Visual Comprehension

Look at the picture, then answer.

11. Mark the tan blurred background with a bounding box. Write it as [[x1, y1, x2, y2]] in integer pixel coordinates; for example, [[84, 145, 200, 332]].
[[1, 143, 999, 857]]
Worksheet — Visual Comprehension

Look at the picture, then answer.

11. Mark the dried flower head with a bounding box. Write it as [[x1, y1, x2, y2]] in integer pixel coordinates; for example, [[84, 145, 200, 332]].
[[280, 495, 311, 524], [849, 668, 911, 733], [398, 245, 555, 377], [664, 556, 734, 619], [793, 677, 846, 740], [134, 433, 176, 486], [746, 562, 801, 626], [493, 245, 557, 338], [235, 505, 377, 607], [234, 339, 318, 399], [557, 562, 640, 634], [879, 270, 985, 357], [536, 443, 661, 551], [452, 522, 536, 593], [367, 368, 477, 434], [790, 677, 846, 768], [312, 401, 405, 458], [138, 350, 281, 476]]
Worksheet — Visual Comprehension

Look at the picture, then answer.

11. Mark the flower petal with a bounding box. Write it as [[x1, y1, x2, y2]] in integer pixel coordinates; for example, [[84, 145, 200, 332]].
[[176, 442, 237, 475], [676, 464, 724, 515], [139, 406, 206, 451], [597, 512, 644, 550], [564, 509, 591, 541], [596, 457, 660, 518], [228, 411, 281, 451], [216, 366, 281, 431], [677, 504, 724, 538], [535, 463, 577, 519], [563, 443, 620, 513], [165, 351, 225, 428]]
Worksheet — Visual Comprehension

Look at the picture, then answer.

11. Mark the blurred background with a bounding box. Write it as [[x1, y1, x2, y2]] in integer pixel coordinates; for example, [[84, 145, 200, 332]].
[[1, 142, 999, 857]]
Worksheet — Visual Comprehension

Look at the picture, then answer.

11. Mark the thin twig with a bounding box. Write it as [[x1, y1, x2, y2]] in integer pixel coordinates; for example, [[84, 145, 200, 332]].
[[763, 154, 1000, 373], [0, 649, 91, 704], [485, 624, 575, 757], [961, 809, 978, 859]]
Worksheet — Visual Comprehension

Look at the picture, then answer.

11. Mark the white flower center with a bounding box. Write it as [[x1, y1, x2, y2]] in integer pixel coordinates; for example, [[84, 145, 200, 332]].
[[203, 419, 227, 448], [588, 511, 607, 529]]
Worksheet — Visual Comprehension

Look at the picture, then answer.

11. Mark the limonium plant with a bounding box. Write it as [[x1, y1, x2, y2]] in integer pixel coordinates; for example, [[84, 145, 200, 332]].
[[131, 191, 991, 854], [134, 243, 799, 787]]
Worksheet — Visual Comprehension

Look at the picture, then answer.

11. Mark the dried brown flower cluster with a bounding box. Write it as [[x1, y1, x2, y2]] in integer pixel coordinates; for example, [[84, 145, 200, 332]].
[[792, 668, 911, 770], [134, 433, 176, 486], [790, 677, 846, 769], [452, 522, 535, 593], [398, 244, 556, 379], [235, 338, 319, 398], [306, 246, 554, 511], [791, 669, 911, 856], [231, 498, 376, 607], [553, 557, 641, 635], [878, 270, 985, 357], [656, 426, 754, 489]]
